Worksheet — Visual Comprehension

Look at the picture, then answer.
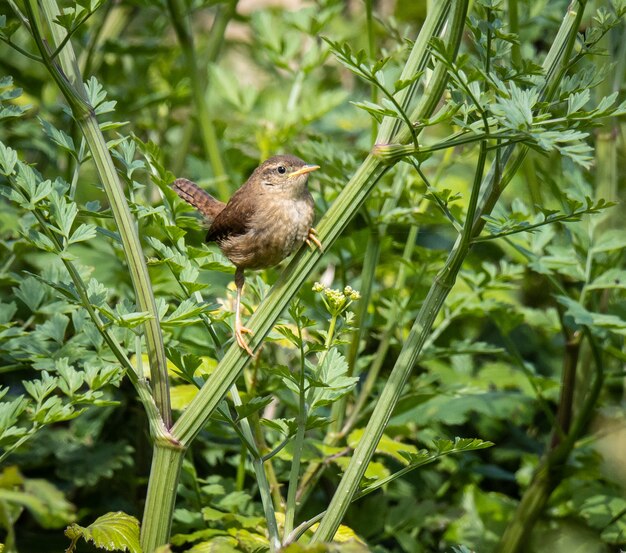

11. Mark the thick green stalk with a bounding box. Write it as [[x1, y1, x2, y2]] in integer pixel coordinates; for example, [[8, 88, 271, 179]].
[[140, 445, 187, 552], [312, 234, 469, 542], [376, 0, 451, 144], [167, 0, 228, 198], [26, 0, 172, 427], [366, 0, 378, 142]]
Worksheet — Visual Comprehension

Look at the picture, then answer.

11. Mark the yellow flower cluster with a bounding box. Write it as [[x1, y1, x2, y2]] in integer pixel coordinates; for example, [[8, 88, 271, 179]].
[[313, 282, 361, 315]]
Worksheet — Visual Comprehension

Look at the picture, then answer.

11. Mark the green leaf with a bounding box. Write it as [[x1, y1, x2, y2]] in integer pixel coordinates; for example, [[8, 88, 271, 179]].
[[0, 395, 29, 445], [347, 428, 418, 464], [557, 296, 626, 335], [351, 100, 397, 121], [68, 223, 97, 245], [592, 229, 626, 253], [579, 494, 626, 544], [233, 396, 274, 421], [566, 89, 590, 115], [23, 372, 58, 403], [39, 118, 76, 156], [586, 268, 626, 290], [0, 141, 18, 175], [65, 511, 141, 553], [0, 469, 76, 528], [161, 298, 215, 328], [85, 77, 117, 115], [37, 313, 70, 344], [14, 276, 47, 312], [309, 348, 359, 411]]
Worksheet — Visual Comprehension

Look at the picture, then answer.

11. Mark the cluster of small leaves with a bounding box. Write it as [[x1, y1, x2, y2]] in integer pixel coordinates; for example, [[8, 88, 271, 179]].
[[323, 37, 421, 136], [478, 196, 616, 243]]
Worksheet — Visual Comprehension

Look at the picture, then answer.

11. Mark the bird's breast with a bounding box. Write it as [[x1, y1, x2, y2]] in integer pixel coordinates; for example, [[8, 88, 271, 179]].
[[219, 194, 315, 269]]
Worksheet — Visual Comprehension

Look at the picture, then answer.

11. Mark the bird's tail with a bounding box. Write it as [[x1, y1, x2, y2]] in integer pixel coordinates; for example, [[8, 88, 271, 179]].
[[172, 178, 226, 223]]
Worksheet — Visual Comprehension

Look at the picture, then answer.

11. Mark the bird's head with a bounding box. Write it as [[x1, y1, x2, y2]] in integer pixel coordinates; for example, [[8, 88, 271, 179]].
[[253, 154, 319, 194]]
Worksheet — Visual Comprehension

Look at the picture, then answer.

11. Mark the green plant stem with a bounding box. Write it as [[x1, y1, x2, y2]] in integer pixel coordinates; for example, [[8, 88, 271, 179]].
[[551, 329, 581, 447], [311, 1, 470, 540], [342, 224, 418, 435], [167, 0, 228, 198], [496, 332, 604, 553], [296, 223, 419, 508], [366, 0, 377, 142], [25, 0, 172, 428], [284, 319, 308, 539], [140, 444, 187, 552], [312, 234, 468, 542], [229, 385, 280, 552], [376, 0, 451, 144], [508, 0, 522, 66]]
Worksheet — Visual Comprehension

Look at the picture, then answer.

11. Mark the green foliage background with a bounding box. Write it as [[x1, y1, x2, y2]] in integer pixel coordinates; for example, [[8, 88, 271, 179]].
[[0, 0, 625, 552]]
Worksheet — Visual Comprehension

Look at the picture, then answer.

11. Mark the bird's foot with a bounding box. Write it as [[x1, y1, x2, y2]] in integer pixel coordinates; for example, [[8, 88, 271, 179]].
[[235, 323, 254, 356], [306, 228, 323, 252]]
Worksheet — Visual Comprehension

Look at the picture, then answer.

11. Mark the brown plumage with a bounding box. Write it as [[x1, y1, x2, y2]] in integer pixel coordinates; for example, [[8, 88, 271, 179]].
[[172, 154, 322, 354]]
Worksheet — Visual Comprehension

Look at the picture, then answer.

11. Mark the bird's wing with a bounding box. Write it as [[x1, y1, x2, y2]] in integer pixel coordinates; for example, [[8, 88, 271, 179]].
[[172, 178, 226, 223], [205, 186, 257, 243]]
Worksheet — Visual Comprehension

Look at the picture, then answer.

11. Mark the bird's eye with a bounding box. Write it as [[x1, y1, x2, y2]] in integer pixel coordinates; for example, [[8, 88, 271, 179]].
[[277, 166, 286, 174]]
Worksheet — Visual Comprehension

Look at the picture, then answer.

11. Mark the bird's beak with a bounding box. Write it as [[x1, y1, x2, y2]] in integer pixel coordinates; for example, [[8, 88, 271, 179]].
[[288, 164, 320, 178]]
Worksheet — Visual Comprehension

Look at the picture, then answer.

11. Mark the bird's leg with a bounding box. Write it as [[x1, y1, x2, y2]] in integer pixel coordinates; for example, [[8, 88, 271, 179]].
[[305, 227, 323, 252], [234, 267, 254, 356]]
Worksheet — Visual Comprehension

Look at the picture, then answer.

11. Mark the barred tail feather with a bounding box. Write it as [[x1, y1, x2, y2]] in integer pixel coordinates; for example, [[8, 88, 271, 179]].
[[172, 178, 225, 223]]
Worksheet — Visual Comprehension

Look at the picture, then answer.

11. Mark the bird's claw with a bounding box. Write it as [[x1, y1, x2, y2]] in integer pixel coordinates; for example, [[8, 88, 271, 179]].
[[235, 323, 254, 356], [306, 228, 323, 252]]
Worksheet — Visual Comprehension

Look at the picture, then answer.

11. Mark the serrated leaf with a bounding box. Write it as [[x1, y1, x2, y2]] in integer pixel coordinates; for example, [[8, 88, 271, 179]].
[[161, 299, 215, 328], [0, 141, 18, 175], [234, 396, 274, 421], [14, 276, 47, 312], [567, 89, 590, 115], [557, 296, 626, 335], [65, 511, 140, 553], [309, 349, 358, 410], [39, 119, 76, 156], [68, 223, 97, 245]]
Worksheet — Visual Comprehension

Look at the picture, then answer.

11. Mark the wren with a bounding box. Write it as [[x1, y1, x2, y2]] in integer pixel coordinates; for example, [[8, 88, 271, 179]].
[[172, 154, 322, 354]]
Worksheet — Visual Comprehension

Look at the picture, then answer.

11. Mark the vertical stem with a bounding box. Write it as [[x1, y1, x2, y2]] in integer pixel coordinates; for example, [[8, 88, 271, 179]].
[[229, 385, 280, 552], [497, 334, 604, 553], [167, 0, 229, 198], [312, 238, 466, 542], [28, 0, 172, 427], [284, 320, 308, 538], [508, 0, 522, 66], [140, 445, 186, 552], [365, 0, 378, 142], [550, 331, 581, 447]]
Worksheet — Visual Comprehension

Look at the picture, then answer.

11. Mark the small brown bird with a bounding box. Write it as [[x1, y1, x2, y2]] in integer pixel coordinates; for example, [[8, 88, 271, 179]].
[[172, 154, 322, 354]]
